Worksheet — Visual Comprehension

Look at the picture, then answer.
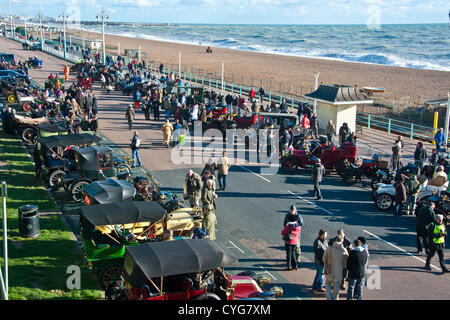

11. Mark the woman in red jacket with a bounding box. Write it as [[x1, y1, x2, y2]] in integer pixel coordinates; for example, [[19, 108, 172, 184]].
[[249, 88, 256, 102], [282, 214, 302, 270]]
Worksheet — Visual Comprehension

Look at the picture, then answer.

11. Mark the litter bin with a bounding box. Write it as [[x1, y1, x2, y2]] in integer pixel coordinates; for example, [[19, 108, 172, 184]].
[[18, 205, 40, 238]]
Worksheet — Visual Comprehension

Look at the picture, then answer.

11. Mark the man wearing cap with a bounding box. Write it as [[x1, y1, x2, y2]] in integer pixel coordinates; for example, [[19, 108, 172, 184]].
[[130, 131, 142, 168], [416, 201, 435, 254], [284, 205, 304, 264], [425, 214, 449, 273], [125, 104, 136, 131], [183, 170, 202, 208]]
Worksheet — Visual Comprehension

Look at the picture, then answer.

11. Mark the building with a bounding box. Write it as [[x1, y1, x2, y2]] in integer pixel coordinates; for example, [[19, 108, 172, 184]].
[[305, 84, 373, 135]]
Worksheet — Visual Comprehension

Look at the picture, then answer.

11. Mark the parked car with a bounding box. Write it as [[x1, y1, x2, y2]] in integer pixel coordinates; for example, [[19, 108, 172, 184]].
[[62, 146, 130, 202], [35, 133, 102, 188], [373, 179, 449, 211], [105, 238, 283, 300], [281, 141, 357, 174], [83, 179, 136, 205]]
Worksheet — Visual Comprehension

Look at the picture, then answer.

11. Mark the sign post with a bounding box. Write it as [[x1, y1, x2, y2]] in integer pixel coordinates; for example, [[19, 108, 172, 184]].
[[1, 181, 7, 300]]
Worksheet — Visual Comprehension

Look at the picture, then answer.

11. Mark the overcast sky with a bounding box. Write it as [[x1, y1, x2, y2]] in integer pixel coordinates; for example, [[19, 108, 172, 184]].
[[4, 0, 449, 24]]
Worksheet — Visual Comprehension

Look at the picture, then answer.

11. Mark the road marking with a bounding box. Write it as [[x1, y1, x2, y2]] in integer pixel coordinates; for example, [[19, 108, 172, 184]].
[[238, 165, 271, 183], [256, 265, 277, 281], [362, 230, 439, 271], [288, 191, 334, 215], [227, 240, 245, 254]]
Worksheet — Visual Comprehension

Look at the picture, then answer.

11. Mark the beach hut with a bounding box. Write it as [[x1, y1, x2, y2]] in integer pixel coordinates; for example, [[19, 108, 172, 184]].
[[305, 84, 373, 135]]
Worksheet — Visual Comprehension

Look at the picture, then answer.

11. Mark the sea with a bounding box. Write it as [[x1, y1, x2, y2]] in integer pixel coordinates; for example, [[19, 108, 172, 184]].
[[79, 23, 450, 72]]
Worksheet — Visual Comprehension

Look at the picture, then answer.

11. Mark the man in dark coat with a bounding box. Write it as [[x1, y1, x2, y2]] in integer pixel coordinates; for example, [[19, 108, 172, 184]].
[[416, 201, 435, 254], [414, 142, 427, 174], [394, 175, 407, 217], [346, 239, 369, 300], [312, 158, 326, 200]]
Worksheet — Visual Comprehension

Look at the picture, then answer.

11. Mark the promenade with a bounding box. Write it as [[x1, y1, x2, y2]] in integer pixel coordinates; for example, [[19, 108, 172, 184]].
[[2, 36, 450, 300]]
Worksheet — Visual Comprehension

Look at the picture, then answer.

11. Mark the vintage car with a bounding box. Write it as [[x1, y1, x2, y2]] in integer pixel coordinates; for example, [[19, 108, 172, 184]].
[[34, 133, 102, 188], [83, 179, 137, 205], [281, 141, 357, 174], [62, 146, 131, 202], [105, 239, 282, 300], [373, 179, 449, 211], [80, 201, 203, 289], [415, 192, 450, 225], [132, 173, 185, 213], [12, 114, 49, 143]]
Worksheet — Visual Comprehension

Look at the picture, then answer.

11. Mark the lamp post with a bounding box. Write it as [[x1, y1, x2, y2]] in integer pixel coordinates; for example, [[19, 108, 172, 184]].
[[96, 8, 109, 65], [58, 11, 68, 60], [313, 72, 320, 114], [8, 0, 14, 38], [38, 12, 44, 48]]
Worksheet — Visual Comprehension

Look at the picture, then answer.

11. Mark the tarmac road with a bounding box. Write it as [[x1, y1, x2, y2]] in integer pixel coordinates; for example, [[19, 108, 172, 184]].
[[4, 36, 450, 300]]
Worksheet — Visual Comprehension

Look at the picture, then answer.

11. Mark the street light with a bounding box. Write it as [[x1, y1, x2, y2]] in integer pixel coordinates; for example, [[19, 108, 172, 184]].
[[58, 11, 68, 60], [96, 8, 109, 65]]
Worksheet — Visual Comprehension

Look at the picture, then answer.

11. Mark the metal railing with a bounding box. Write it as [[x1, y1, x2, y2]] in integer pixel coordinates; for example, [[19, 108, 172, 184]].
[[356, 112, 445, 143], [8, 35, 448, 145]]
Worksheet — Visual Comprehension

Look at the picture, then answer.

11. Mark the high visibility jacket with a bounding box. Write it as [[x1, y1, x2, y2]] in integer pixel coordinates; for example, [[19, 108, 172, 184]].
[[432, 223, 446, 244]]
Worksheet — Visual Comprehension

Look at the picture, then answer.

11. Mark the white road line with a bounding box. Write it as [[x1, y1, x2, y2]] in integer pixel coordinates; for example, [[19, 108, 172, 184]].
[[227, 240, 245, 254], [256, 265, 277, 281], [238, 165, 271, 183], [288, 191, 334, 215], [362, 229, 439, 271]]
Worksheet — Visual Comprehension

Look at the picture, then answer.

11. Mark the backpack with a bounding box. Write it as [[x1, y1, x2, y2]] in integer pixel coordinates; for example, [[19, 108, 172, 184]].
[[134, 138, 141, 148]]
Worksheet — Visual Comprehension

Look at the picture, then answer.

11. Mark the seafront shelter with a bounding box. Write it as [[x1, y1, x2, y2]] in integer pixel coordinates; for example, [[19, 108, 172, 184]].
[[305, 84, 373, 135]]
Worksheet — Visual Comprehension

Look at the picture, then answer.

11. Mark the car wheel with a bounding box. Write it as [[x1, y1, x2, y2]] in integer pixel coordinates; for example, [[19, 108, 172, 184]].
[[99, 263, 124, 291], [7, 94, 17, 104], [193, 293, 221, 300], [335, 160, 346, 177], [48, 169, 66, 188], [21, 127, 37, 143], [281, 157, 298, 173], [71, 181, 89, 202], [115, 164, 131, 175], [375, 193, 394, 211], [22, 102, 31, 112]]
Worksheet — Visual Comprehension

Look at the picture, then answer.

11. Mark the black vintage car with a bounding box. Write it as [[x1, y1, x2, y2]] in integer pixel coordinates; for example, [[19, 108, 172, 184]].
[[62, 146, 130, 202], [35, 133, 102, 188], [83, 179, 136, 206]]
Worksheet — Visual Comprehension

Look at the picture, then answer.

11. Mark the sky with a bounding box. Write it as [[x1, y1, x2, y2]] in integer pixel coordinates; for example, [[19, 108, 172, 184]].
[[2, 0, 449, 25]]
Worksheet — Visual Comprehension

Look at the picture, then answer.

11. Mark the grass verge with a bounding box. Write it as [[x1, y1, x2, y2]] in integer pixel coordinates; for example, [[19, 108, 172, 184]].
[[0, 132, 102, 300]]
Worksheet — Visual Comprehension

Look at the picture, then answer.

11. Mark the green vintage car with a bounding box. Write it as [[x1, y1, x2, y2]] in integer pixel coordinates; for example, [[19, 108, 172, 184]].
[[80, 201, 167, 290]]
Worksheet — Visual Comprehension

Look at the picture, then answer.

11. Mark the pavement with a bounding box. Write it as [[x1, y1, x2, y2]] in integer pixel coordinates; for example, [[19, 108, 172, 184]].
[[3, 36, 450, 300]]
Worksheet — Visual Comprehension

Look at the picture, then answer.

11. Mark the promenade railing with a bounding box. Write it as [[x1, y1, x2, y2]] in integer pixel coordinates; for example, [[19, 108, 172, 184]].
[[8, 35, 447, 144]]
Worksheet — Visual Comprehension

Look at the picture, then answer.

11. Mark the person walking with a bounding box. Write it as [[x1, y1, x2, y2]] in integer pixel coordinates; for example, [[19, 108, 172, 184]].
[[202, 206, 217, 241], [392, 137, 403, 171], [326, 120, 335, 143], [258, 86, 265, 102], [394, 175, 407, 217], [216, 151, 231, 191], [323, 234, 349, 300], [312, 229, 328, 295], [425, 214, 449, 273], [312, 159, 326, 200], [283, 205, 304, 264], [281, 214, 302, 271], [130, 131, 142, 168], [125, 104, 135, 130], [162, 120, 174, 148], [416, 201, 435, 254], [183, 170, 203, 208], [414, 142, 427, 174], [434, 128, 445, 155], [346, 239, 369, 300]]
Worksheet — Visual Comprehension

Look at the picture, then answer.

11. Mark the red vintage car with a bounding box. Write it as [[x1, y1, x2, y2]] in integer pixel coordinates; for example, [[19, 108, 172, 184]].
[[105, 239, 282, 300], [281, 141, 357, 174]]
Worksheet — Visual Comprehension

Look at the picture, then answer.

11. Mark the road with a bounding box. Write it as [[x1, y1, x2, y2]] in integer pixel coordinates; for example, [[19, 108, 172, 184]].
[[3, 36, 450, 300]]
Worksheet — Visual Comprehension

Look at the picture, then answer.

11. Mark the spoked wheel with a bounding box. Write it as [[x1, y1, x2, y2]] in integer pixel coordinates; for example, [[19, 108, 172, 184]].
[[375, 193, 394, 211], [21, 127, 37, 143], [115, 164, 131, 175], [99, 264, 124, 291], [71, 181, 89, 202], [22, 102, 32, 112], [7, 94, 17, 104], [281, 157, 299, 173], [48, 169, 66, 189]]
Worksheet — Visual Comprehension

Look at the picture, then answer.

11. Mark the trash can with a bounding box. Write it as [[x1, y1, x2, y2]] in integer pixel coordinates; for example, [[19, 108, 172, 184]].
[[18, 205, 40, 238]]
